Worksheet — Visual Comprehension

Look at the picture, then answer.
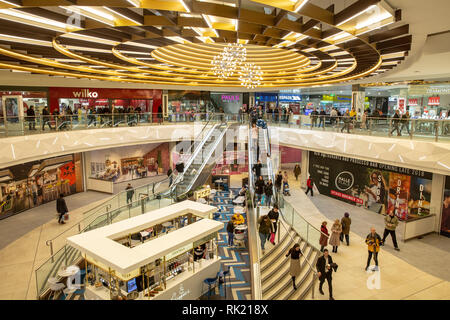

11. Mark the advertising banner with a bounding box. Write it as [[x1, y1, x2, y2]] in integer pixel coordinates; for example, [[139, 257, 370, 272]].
[[308, 152, 433, 220], [441, 176, 450, 237], [428, 96, 440, 105]]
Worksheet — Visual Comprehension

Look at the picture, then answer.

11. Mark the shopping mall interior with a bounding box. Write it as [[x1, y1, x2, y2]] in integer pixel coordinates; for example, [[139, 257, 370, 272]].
[[0, 0, 448, 303]]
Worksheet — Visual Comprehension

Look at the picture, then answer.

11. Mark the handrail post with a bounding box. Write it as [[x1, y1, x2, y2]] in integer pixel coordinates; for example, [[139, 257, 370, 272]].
[[78, 223, 81, 233], [277, 220, 281, 244], [47, 240, 54, 263]]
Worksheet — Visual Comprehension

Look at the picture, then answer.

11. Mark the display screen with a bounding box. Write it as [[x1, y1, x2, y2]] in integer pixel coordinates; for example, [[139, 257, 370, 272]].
[[127, 278, 137, 292]]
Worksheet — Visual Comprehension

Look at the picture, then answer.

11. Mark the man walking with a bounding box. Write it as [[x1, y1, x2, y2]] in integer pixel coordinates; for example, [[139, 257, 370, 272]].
[[365, 227, 383, 271], [56, 193, 68, 224], [252, 160, 263, 180], [390, 109, 401, 136], [227, 218, 235, 247], [125, 183, 134, 205], [310, 107, 318, 128], [26, 106, 36, 130], [41, 106, 52, 130], [400, 111, 410, 135], [382, 210, 400, 251], [316, 249, 335, 300], [305, 176, 314, 196], [293, 163, 301, 181]]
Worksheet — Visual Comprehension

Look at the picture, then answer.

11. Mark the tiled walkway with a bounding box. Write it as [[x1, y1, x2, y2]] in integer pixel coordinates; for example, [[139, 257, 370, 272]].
[[210, 189, 252, 300]]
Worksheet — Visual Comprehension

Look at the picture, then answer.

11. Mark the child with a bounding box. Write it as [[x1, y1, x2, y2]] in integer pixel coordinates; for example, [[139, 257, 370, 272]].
[[283, 179, 291, 196]]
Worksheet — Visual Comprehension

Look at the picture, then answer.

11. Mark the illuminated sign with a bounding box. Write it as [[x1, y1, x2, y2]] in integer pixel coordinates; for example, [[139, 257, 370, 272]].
[[428, 96, 440, 105], [221, 95, 240, 102]]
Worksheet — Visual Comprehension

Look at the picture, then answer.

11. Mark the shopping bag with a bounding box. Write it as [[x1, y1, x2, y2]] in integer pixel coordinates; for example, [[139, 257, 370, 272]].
[[270, 232, 275, 244], [261, 194, 265, 205], [64, 213, 69, 221]]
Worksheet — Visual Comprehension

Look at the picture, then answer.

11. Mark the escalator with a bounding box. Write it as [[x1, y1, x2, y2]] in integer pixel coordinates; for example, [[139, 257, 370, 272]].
[[249, 123, 320, 300]]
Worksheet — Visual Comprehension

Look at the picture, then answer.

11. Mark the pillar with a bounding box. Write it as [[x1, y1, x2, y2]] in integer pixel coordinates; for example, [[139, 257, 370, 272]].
[[249, 92, 255, 108], [300, 150, 309, 190], [351, 84, 365, 121], [430, 173, 445, 232]]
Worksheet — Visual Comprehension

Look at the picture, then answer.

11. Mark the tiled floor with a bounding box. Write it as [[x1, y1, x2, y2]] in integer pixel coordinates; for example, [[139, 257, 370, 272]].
[[210, 189, 252, 300], [280, 169, 450, 300]]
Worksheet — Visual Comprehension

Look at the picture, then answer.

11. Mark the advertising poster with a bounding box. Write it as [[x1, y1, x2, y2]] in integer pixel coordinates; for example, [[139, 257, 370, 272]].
[[309, 152, 433, 221], [441, 176, 450, 237]]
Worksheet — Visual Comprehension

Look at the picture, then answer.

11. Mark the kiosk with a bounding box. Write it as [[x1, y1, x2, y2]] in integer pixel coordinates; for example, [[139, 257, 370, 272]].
[[67, 200, 223, 300]]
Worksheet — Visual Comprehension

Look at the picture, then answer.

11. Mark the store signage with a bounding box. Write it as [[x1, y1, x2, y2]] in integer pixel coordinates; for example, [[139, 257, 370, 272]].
[[221, 94, 240, 102], [428, 96, 440, 105], [335, 171, 354, 191], [255, 93, 277, 102], [279, 94, 302, 101], [165, 243, 193, 261], [398, 98, 406, 113], [408, 98, 418, 106], [72, 89, 98, 98]]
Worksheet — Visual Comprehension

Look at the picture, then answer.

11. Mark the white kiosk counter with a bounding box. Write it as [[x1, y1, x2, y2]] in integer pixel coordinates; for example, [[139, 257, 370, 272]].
[[67, 200, 223, 300]]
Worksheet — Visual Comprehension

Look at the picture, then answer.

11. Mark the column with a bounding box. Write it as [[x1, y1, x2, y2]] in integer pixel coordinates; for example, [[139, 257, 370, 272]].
[[300, 150, 309, 190], [249, 92, 255, 108], [430, 173, 445, 232], [351, 84, 365, 121]]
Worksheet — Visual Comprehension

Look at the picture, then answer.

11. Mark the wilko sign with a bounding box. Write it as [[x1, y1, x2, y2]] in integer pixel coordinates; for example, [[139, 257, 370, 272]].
[[408, 98, 418, 106], [428, 96, 440, 105], [72, 89, 98, 98]]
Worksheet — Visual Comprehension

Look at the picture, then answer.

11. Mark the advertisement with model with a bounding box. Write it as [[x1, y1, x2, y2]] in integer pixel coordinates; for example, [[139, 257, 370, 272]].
[[308, 152, 433, 221]]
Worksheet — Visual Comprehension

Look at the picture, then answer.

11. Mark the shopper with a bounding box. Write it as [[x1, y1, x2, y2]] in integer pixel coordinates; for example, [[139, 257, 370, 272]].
[[56, 193, 68, 224], [286, 243, 303, 290], [293, 164, 301, 181], [329, 219, 342, 253], [231, 212, 245, 225], [282, 177, 291, 196], [310, 107, 318, 127], [382, 209, 400, 251], [361, 110, 368, 130], [275, 171, 283, 192], [125, 183, 134, 205], [194, 244, 206, 261], [400, 111, 410, 135], [41, 106, 52, 130], [267, 205, 279, 241], [365, 227, 382, 271], [305, 176, 314, 196], [26, 106, 36, 130], [319, 221, 329, 252], [330, 108, 338, 127], [341, 110, 351, 133], [264, 179, 274, 207], [227, 219, 235, 246], [319, 108, 326, 128], [251, 122, 258, 148], [255, 175, 265, 204], [340, 212, 351, 246], [252, 160, 263, 179], [258, 215, 273, 252], [390, 110, 401, 136], [316, 249, 335, 300]]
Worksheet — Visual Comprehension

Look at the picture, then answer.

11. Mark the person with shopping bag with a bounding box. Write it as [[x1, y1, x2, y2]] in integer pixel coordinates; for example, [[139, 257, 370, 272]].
[[268, 205, 279, 245], [56, 193, 68, 224]]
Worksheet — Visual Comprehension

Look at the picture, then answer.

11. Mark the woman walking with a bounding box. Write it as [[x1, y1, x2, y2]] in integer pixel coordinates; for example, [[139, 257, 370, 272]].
[[293, 164, 301, 181], [264, 179, 274, 207], [340, 212, 351, 245], [286, 243, 302, 290], [329, 219, 342, 253], [258, 215, 273, 253], [56, 193, 68, 224], [255, 175, 265, 205], [319, 221, 329, 252]]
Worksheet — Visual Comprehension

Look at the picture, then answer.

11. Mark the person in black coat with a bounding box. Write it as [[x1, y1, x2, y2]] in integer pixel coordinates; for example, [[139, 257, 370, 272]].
[[26, 106, 36, 130], [255, 176, 265, 204], [316, 249, 335, 300], [41, 106, 52, 130], [252, 160, 262, 179], [267, 205, 279, 236], [264, 179, 274, 207], [56, 193, 68, 224]]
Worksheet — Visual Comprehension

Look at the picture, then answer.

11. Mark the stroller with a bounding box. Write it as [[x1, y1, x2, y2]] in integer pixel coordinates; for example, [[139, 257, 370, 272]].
[[283, 181, 291, 196]]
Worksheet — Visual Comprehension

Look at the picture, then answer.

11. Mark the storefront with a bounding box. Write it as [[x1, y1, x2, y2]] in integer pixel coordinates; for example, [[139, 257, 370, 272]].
[[279, 94, 302, 114], [0, 153, 83, 220], [67, 201, 222, 301], [168, 90, 212, 120], [48, 87, 162, 116], [86, 142, 170, 192], [309, 152, 433, 221], [210, 92, 243, 114], [255, 92, 278, 111], [0, 88, 48, 123]]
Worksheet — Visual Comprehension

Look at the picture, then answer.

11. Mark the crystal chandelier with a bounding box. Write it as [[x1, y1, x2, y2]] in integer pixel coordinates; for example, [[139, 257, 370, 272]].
[[211, 43, 247, 78], [239, 62, 263, 89]]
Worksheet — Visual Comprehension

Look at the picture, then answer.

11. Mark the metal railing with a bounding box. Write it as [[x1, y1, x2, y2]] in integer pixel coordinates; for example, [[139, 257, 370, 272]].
[[264, 114, 450, 142], [0, 112, 238, 137], [35, 115, 236, 298]]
